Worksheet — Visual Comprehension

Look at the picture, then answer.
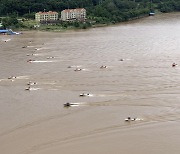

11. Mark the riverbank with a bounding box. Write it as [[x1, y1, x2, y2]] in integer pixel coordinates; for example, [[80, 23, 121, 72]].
[[16, 12, 151, 33]]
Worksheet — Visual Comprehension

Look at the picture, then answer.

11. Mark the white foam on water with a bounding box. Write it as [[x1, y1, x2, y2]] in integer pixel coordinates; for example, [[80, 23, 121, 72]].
[[2, 39, 11, 42], [41, 82, 57, 85], [34, 48, 42, 51], [68, 65, 82, 68], [82, 68, 89, 71], [27, 87, 41, 91], [16, 76, 30, 79], [70, 102, 87, 107], [31, 60, 54, 63]]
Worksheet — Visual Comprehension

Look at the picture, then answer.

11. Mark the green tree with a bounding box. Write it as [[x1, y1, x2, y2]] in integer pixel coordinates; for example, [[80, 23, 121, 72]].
[[2, 17, 18, 28]]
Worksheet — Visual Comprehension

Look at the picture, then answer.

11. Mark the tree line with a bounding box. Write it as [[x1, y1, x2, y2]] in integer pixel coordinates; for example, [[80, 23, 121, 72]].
[[0, 0, 180, 16]]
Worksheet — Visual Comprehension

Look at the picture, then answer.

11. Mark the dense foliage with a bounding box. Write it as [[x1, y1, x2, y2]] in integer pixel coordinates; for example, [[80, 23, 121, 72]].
[[0, 0, 180, 29], [0, 0, 180, 16]]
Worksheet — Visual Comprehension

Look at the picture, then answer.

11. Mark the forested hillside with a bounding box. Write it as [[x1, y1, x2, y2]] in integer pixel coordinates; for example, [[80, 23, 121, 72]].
[[1, 0, 180, 16]]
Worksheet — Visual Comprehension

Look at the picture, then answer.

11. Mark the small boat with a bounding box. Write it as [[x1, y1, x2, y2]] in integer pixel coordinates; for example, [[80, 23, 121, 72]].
[[64, 102, 75, 107], [172, 63, 178, 67], [125, 117, 143, 122], [27, 81, 37, 86], [47, 56, 55, 59], [79, 93, 90, 97], [25, 86, 31, 91], [149, 12, 155, 16], [0, 29, 20, 35], [27, 59, 35, 63], [100, 65, 107, 69], [8, 76, 16, 79], [74, 68, 82, 71], [125, 117, 136, 122]]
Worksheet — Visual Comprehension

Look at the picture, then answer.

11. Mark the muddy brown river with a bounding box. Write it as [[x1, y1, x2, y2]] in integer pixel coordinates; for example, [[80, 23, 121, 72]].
[[0, 13, 180, 154]]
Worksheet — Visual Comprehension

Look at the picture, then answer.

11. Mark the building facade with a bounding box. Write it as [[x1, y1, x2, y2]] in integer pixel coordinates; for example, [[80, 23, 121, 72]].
[[35, 11, 58, 22], [61, 8, 86, 21]]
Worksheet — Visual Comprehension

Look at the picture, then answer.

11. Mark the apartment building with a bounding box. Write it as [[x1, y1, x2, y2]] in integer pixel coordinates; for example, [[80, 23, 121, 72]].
[[61, 8, 86, 21], [35, 11, 58, 22]]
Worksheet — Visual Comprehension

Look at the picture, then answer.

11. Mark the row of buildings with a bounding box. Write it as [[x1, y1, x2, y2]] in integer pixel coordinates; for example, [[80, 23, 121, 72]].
[[35, 8, 86, 22]]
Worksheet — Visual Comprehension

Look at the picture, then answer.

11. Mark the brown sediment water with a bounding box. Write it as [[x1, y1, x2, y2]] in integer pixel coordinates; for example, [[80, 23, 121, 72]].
[[0, 13, 180, 154]]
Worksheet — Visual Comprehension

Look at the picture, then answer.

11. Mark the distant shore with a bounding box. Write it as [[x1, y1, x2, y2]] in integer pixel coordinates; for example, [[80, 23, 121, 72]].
[[16, 13, 152, 33]]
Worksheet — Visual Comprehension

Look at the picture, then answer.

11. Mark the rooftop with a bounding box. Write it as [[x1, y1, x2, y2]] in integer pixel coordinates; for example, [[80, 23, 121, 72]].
[[62, 8, 86, 13], [36, 11, 58, 15]]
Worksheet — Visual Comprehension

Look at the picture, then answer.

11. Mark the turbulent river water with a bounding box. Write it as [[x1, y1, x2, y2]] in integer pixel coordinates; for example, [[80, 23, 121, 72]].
[[0, 13, 180, 154]]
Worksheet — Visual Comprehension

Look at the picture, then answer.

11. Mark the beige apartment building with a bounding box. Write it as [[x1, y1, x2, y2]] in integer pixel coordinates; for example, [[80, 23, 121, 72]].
[[35, 11, 58, 21], [61, 8, 86, 21]]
